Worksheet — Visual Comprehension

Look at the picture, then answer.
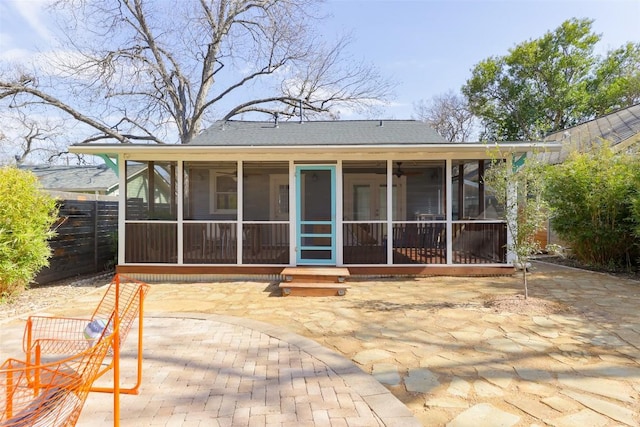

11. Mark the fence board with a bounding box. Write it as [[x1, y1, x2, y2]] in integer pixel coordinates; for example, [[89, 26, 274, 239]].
[[35, 195, 118, 285]]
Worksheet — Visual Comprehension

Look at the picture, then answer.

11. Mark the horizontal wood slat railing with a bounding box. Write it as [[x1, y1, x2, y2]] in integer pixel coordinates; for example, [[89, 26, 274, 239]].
[[125, 223, 177, 263], [452, 222, 507, 263]]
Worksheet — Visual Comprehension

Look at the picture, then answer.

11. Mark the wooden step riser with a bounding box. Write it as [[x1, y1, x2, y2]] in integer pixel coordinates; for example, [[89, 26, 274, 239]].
[[280, 287, 347, 297], [285, 275, 346, 284], [281, 267, 350, 277]]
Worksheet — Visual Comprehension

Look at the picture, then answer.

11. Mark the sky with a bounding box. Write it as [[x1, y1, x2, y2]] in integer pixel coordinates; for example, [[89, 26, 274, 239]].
[[0, 0, 639, 122], [320, 0, 640, 118]]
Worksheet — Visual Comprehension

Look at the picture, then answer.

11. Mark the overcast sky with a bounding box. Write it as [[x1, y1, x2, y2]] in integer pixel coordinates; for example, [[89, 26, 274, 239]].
[[1, 0, 639, 120]]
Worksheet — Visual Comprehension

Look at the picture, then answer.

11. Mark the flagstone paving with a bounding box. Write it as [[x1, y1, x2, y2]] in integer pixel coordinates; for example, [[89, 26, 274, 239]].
[[1, 261, 639, 426]]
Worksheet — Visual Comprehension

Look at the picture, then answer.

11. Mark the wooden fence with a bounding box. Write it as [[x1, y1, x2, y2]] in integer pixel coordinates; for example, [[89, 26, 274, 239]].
[[35, 192, 118, 284]]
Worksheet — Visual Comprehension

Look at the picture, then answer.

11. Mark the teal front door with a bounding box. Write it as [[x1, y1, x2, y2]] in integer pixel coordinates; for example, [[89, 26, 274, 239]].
[[296, 166, 336, 265]]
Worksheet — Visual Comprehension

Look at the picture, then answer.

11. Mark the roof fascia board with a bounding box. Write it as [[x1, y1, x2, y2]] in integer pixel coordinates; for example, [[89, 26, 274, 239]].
[[70, 142, 560, 159]]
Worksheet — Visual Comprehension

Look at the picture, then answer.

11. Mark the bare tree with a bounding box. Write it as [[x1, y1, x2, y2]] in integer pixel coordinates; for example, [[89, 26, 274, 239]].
[[0, 0, 394, 146], [413, 90, 477, 142], [0, 108, 79, 165]]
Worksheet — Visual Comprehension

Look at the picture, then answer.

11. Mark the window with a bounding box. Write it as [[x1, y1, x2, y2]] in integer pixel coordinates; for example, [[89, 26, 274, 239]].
[[210, 172, 237, 213]]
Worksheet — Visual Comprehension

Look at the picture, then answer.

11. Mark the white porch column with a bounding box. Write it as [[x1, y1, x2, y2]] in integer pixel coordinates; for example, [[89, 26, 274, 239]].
[[118, 155, 126, 265], [288, 160, 296, 265], [506, 155, 517, 264], [386, 159, 393, 264], [237, 160, 243, 264], [177, 161, 184, 264], [445, 159, 453, 265], [336, 160, 343, 265]]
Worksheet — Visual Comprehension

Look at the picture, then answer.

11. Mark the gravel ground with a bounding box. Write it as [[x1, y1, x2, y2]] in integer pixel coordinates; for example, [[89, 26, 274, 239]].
[[0, 273, 112, 323]]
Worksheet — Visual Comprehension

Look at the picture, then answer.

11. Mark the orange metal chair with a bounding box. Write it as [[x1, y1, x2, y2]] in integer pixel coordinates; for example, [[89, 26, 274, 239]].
[[22, 275, 150, 395], [1, 324, 115, 427]]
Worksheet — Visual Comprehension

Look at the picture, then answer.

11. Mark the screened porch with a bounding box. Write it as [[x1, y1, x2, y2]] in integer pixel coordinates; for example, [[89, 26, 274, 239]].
[[122, 159, 507, 266]]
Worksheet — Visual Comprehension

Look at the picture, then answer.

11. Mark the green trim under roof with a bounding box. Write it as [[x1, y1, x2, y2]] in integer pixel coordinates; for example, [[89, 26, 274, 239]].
[[97, 154, 119, 176]]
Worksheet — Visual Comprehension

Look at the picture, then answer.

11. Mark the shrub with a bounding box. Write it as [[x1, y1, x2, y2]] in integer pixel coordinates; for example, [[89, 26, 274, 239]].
[[544, 145, 639, 269], [0, 167, 59, 298], [630, 164, 640, 255]]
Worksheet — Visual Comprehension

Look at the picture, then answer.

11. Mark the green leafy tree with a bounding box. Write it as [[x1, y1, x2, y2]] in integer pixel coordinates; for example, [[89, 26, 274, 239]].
[[0, 167, 59, 298], [545, 145, 639, 269], [463, 18, 640, 141], [588, 42, 640, 116], [483, 154, 549, 299]]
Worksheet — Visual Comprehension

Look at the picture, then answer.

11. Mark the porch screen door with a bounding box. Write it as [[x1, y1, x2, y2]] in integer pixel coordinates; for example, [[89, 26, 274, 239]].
[[296, 166, 336, 265]]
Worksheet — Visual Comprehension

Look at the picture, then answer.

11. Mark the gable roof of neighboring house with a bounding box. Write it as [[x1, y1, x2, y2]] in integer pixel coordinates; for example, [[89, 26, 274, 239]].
[[19, 164, 119, 194], [188, 119, 449, 146], [541, 103, 640, 164]]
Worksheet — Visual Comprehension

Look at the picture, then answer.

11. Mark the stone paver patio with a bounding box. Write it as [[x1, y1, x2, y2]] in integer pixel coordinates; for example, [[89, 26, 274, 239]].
[[1, 261, 639, 426]]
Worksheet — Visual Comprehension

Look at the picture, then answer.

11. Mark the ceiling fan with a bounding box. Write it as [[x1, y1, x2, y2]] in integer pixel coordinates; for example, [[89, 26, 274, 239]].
[[216, 170, 263, 179], [375, 162, 422, 178]]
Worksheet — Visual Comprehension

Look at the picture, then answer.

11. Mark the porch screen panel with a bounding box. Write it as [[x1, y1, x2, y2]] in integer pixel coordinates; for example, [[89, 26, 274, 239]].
[[393, 160, 445, 221], [451, 160, 507, 264], [243, 162, 289, 221], [391, 160, 446, 265], [451, 160, 504, 221], [125, 161, 177, 220], [183, 162, 238, 220], [342, 162, 388, 264], [182, 162, 239, 264], [240, 162, 290, 264]]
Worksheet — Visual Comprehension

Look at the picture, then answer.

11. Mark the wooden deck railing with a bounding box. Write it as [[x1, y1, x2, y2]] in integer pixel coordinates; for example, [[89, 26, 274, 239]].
[[181, 222, 290, 264], [125, 223, 177, 263], [343, 223, 387, 264], [124, 220, 507, 265], [241, 223, 290, 264], [392, 222, 447, 264], [452, 222, 507, 263]]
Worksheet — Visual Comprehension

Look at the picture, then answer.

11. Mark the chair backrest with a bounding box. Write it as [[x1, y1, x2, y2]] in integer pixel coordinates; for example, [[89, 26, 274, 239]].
[[23, 274, 150, 359], [91, 275, 150, 349]]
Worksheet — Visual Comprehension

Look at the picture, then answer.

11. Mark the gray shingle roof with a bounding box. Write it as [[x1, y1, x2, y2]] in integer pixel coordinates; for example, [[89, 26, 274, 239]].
[[188, 120, 448, 146], [541, 104, 640, 164], [19, 164, 118, 192]]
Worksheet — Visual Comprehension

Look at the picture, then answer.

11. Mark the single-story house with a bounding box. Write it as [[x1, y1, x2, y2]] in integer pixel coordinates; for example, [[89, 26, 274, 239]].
[[70, 119, 559, 280], [19, 164, 120, 195]]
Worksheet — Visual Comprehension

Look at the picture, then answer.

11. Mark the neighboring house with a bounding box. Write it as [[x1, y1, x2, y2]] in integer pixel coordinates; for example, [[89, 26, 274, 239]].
[[70, 119, 558, 279], [542, 103, 640, 164], [19, 164, 120, 195], [20, 163, 165, 201], [539, 104, 640, 248]]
